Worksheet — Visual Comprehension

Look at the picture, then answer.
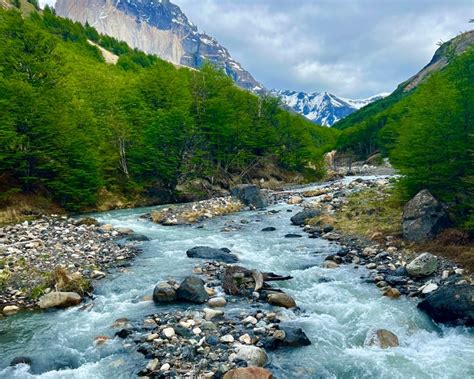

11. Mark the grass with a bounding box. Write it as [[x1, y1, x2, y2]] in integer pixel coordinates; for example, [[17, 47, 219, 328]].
[[322, 188, 403, 238], [315, 186, 473, 272]]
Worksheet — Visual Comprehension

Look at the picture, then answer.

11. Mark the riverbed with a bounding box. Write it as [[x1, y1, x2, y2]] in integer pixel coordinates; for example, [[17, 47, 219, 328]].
[[1, 179, 473, 378]]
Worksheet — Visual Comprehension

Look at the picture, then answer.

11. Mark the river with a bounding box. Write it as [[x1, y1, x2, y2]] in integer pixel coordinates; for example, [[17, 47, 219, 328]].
[[1, 178, 473, 378]]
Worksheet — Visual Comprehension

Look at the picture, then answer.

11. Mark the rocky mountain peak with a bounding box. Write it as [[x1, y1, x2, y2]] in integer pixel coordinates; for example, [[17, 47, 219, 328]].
[[53, 0, 262, 91]]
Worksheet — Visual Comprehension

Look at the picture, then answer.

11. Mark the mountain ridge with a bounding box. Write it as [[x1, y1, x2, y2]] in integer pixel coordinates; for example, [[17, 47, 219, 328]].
[[272, 89, 389, 126]]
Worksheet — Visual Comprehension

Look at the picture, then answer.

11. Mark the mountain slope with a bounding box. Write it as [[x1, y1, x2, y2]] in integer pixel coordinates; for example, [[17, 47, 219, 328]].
[[272, 89, 388, 126], [52, 0, 262, 91], [334, 29, 474, 131]]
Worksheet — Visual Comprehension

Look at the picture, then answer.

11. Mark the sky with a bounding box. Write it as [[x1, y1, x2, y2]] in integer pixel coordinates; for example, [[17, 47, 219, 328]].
[[172, 0, 473, 98]]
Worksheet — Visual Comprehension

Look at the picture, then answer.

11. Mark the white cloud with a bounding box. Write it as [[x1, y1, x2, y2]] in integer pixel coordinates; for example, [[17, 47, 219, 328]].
[[174, 0, 473, 98]]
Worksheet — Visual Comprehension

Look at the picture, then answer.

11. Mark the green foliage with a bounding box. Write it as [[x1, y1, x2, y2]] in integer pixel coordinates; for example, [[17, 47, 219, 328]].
[[335, 46, 474, 230], [0, 8, 336, 211]]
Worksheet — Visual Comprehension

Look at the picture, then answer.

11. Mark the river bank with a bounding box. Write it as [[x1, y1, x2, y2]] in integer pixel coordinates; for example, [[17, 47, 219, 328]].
[[0, 217, 141, 314]]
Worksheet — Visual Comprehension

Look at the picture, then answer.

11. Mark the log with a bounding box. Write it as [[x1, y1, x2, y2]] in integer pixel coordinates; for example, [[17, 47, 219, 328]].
[[252, 270, 264, 292]]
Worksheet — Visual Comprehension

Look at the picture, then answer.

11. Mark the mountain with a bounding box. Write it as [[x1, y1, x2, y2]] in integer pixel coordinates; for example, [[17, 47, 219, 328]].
[[334, 29, 474, 131], [51, 0, 262, 91], [272, 89, 388, 126]]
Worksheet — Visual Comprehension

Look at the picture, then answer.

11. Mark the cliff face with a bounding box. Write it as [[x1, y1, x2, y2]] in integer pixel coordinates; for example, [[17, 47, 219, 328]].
[[54, 0, 262, 91]]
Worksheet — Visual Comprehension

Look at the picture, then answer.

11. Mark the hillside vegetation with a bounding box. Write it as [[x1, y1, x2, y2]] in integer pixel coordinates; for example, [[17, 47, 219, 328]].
[[334, 39, 474, 231], [0, 7, 337, 214]]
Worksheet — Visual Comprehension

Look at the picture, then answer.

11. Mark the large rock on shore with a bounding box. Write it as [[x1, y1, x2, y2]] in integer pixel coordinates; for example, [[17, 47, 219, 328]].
[[402, 190, 450, 242], [223, 367, 273, 379], [290, 210, 321, 226], [153, 282, 177, 303], [176, 276, 209, 304], [418, 284, 474, 326], [186, 246, 238, 263], [230, 185, 267, 209], [406, 253, 438, 277], [38, 292, 82, 309]]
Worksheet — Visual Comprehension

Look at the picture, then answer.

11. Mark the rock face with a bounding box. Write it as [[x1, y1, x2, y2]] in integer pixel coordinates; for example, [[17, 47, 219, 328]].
[[176, 276, 209, 304], [38, 292, 82, 309], [402, 190, 450, 242], [186, 246, 238, 263], [290, 210, 321, 226], [223, 367, 273, 379], [235, 345, 268, 367], [54, 0, 262, 92], [365, 329, 399, 348], [405, 253, 438, 277], [230, 185, 267, 209], [418, 284, 474, 326], [153, 282, 177, 303]]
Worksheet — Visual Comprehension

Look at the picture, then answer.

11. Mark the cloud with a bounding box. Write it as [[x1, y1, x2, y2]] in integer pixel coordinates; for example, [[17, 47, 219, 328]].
[[173, 0, 473, 98]]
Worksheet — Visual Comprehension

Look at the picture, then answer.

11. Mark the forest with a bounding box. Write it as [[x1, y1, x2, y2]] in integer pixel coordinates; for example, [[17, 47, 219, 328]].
[[334, 45, 474, 230], [0, 7, 336, 211]]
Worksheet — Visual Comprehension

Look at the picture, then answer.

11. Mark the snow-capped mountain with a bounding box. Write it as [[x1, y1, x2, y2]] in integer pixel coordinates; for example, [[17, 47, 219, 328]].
[[51, 0, 262, 91], [272, 90, 389, 126]]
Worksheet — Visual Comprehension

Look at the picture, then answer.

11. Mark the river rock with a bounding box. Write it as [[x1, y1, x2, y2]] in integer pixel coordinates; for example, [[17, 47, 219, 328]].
[[230, 185, 267, 209], [176, 276, 209, 304], [220, 334, 235, 343], [153, 282, 177, 303], [186, 246, 238, 263], [383, 287, 401, 298], [365, 329, 399, 348], [290, 210, 321, 226], [288, 196, 303, 205], [204, 307, 224, 320], [235, 345, 268, 367], [2, 305, 20, 316], [261, 227, 276, 232], [406, 253, 438, 277], [321, 261, 339, 269], [420, 282, 438, 294], [402, 190, 450, 242], [223, 367, 273, 379], [266, 326, 311, 349], [38, 292, 82, 309], [418, 284, 474, 326], [267, 293, 296, 308], [208, 297, 227, 308], [10, 357, 32, 366]]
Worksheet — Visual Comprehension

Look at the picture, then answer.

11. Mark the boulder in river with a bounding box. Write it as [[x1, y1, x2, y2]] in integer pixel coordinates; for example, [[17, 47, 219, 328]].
[[10, 357, 32, 366], [402, 190, 450, 242], [406, 253, 438, 277], [267, 293, 296, 308], [153, 282, 177, 303], [235, 345, 268, 367], [38, 292, 82, 309], [418, 284, 474, 326], [230, 184, 267, 209], [176, 276, 209, 304], [223, 367, 273, 379], [265, 326, 311, 350], [290, 210, 321, 226], [186, 246, 238, 263], [365, 329, 399, 348]]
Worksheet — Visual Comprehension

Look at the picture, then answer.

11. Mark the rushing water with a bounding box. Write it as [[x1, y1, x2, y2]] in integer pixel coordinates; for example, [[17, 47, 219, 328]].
[[1, 179, 473, 379]]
